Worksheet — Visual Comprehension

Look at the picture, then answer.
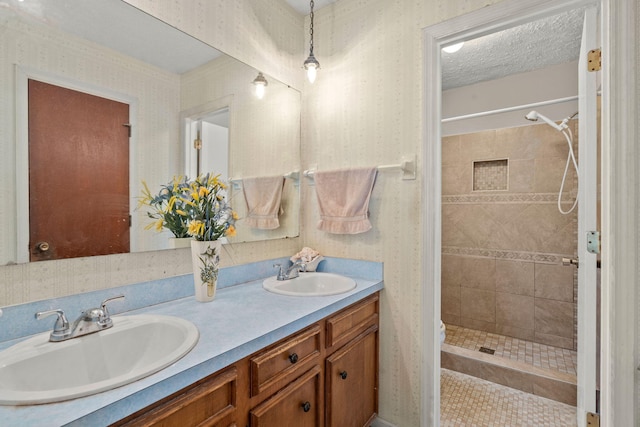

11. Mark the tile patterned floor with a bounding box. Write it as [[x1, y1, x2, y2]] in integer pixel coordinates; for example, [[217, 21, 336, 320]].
[[444, 324, 578, 375], [441, 368, 577, 426]]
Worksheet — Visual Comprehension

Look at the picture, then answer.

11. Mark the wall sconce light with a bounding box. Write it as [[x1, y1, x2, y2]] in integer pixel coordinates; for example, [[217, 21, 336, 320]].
[[303, 0, 320, 83], [252, 72, 268, 99]]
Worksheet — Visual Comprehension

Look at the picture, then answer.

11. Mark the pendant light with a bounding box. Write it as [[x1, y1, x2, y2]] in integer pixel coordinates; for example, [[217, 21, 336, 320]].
[[252, 72, 268, 99], [303, 0, 320, 83]]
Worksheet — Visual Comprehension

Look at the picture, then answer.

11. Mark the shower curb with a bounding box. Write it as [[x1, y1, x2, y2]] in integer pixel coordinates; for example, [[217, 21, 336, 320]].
[[441, 343, 577, 406]]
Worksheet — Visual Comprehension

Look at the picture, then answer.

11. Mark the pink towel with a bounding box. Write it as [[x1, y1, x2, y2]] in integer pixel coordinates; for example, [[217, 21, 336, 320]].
[[314, 167, 377, 234], [242, 176, 284, 230]]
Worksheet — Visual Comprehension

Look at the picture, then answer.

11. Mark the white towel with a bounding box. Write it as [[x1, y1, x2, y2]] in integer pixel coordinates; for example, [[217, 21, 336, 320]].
[[314, 167, 377, 234], [242, 176, 284, 230]]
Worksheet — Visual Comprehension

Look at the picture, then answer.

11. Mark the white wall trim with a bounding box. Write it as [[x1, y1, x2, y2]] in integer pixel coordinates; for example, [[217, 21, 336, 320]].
[[599, 0, 638, 425], [421, 0, 608, 425], [14, 66, 139, 260]]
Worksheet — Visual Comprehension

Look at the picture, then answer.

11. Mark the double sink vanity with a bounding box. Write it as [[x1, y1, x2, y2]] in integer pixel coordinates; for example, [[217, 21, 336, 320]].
[[0, 257, 383, 426]]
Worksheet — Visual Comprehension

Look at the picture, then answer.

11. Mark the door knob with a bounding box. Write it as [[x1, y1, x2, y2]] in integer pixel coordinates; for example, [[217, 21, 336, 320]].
[[36, 242, 50, 252]]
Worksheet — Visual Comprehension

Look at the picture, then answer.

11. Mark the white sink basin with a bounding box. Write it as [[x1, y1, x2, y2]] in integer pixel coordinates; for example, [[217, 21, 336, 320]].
[[263, 272, 356, 296], [0, 314, 199, 405]]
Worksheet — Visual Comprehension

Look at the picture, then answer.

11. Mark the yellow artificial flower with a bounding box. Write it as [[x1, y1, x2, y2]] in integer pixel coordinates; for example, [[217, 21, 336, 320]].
[[167, 195, 177, 211], [232, 211, 239, 220], [154, 218, 164, 231], [188, 220, 204, 236], [199, 186, 209, 198], [225, 225, 236, 237]]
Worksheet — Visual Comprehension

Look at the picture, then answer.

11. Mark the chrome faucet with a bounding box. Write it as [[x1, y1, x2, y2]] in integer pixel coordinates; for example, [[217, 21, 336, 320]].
[[274, 261, 307, 281], [35, 295, 125, 342]]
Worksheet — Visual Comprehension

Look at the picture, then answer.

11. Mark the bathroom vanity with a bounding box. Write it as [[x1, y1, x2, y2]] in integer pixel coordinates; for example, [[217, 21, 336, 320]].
[[0, 257, 383, 426], [113, 293, 379, 427]]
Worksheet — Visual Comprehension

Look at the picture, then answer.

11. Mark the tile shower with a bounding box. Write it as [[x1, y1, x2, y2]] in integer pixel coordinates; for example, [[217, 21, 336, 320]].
[[441, 121, 579, 351], [440, 121, 580, 407]]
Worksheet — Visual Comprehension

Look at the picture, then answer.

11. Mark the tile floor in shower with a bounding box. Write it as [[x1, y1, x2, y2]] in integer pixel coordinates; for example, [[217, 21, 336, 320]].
[[441, 324, 578, 426], [444, 324, 578, 375]]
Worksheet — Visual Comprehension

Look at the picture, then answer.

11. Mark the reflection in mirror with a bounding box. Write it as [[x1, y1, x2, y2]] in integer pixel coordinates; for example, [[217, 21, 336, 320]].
[[181, 58, 301, 245], [0, 0, 300, 265]]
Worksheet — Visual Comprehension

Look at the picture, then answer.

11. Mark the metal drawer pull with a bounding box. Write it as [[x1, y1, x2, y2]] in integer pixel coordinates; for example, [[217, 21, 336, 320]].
[[301, 401, 311, 412], [339, 371, 348, 380], [289, 353, 299, 363]]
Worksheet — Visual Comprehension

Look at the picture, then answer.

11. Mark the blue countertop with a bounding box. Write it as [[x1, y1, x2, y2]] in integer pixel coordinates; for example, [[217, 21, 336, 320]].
[[0, 257, 383, 426]]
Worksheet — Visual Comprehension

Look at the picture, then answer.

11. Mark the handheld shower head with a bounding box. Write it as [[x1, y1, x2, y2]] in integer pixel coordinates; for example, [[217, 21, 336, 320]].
[[524, 110, 567, 131]]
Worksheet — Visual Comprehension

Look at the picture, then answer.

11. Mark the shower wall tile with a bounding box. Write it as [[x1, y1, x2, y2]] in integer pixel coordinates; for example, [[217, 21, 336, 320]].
[[461, 287, 496, 323], [495, 259, 534, 296], [461, 257, 496, 291], [508, 159, 536, 193], [535, 263, 575, 302], [443, 312, 461, 326], [495, 292, 535, 329], [460, 316, 497, 334], [442, 286, 461, 319], [495, 324, 535, 342], [442, 163, 472, 195], [534, 156, 578, 194], [442, 135, 461, 166], [535, 298, 574, 338], [459, 130, 499, 162], [442, 254, 463, 288], [535, 331, 574, 350]]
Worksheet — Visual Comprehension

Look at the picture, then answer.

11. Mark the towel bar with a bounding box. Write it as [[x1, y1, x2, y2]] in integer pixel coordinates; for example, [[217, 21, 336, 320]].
[[229, 170, 300, 187], [303, 156, 416, 181]]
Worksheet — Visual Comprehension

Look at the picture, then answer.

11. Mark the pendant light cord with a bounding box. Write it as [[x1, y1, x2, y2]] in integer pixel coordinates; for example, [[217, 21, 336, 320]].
[[309, 0, 315, 56]]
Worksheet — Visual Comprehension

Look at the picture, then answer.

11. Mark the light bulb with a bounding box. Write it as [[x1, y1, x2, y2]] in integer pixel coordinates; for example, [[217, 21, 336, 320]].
[[255, 83, 265, 99], [306, 64, 317, 83], [442, 42, 464, 53], [251, 72, 268, 99]]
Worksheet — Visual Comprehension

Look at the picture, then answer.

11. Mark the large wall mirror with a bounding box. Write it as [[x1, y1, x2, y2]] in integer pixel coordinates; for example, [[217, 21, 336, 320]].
[[1, 0, 300, 265]]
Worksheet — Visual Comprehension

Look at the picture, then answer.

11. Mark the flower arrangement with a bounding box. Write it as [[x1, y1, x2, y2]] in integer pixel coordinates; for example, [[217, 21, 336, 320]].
[[179, 173, 237, 241], [139, 173, 237, 242], [138, 176, 191, 238]]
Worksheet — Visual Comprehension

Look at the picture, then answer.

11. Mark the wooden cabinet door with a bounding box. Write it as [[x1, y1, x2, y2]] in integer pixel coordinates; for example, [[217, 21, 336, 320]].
[[325, 330, 378, 427], [250, 366, 321, 427]]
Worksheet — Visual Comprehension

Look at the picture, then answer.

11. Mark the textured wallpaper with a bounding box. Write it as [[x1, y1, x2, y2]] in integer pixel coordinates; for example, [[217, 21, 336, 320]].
[[302, 1, 501, 425]]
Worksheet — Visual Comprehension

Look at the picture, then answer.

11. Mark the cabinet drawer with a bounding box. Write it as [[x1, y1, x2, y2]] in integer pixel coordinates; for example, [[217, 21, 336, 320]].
[[250, 324, 321, 397], [250, 366, 321, 427], [326, 294, 379, 351], [116, 367, 237, 427]]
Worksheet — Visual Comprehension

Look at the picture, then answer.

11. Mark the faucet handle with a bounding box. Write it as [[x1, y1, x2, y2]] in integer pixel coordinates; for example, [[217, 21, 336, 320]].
[[35, 309, 70, 340], [273, 263, 286, 280], [100, 294, 125, 319]]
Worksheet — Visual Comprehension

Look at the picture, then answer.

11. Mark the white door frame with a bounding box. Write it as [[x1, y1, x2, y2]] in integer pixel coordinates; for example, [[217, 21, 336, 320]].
[[15, 66, 139, 259], [421, 0, 637, 425]]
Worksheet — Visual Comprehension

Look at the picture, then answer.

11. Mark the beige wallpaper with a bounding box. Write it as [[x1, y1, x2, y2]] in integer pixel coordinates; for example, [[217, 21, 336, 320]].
[[302, 1, 501, 425]]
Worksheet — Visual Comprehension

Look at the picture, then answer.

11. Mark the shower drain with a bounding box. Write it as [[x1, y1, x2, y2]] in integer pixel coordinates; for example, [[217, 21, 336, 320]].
[[479, 346, 495, 355]]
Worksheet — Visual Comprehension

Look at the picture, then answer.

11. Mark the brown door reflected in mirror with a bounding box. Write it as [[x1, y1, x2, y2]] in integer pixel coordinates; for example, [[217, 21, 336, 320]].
[[28, 80, 130, 262]]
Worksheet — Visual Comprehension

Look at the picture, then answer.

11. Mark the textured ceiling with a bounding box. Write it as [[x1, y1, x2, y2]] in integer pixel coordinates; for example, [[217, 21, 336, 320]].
[[441, 8, 585, 90]]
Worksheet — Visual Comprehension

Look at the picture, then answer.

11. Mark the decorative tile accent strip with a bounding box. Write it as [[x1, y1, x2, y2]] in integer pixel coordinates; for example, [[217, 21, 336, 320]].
[[473, 159, 508, 191], [442, 192, 561, 204], [441, 246, 573, 264]]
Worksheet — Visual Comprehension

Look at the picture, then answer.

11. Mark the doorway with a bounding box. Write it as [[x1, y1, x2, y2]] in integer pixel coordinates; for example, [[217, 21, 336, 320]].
[[421, 1, 602, 426]]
